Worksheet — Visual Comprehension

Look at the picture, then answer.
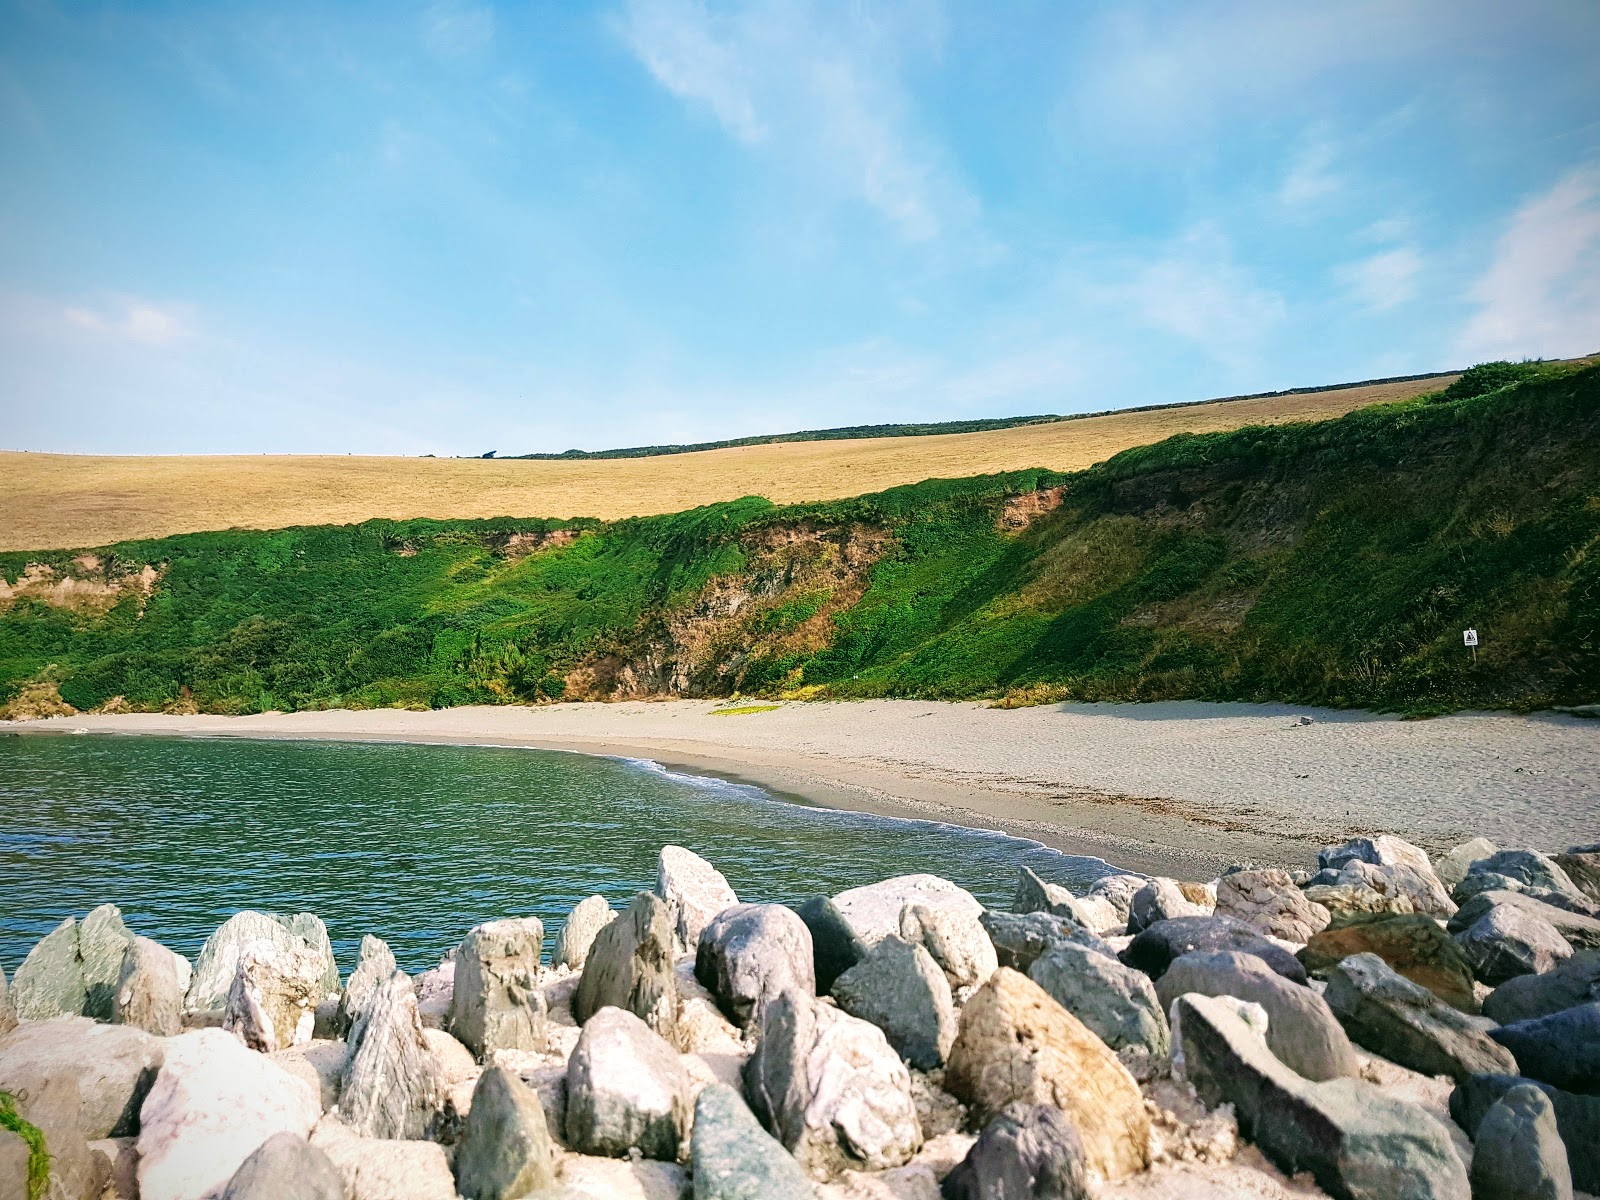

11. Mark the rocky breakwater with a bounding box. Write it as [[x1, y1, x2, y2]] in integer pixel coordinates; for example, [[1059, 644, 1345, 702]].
[[1, 834, 1597, 1199]]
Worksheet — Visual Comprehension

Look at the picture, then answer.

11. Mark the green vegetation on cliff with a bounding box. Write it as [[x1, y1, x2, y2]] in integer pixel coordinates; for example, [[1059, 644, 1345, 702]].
[[3, 365, 1597, 716]]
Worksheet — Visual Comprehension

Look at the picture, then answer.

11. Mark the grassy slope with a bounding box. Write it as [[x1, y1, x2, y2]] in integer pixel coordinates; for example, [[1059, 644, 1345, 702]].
[[2, 367, 1596, 716]]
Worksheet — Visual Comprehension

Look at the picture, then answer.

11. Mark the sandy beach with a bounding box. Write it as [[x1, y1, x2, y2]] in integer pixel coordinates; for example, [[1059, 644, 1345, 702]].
[[9, 699, 1596, 880]]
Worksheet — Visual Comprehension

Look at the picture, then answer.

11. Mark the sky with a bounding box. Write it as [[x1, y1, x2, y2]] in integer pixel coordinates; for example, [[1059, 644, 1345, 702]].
[[1, 1, 1599, 456]]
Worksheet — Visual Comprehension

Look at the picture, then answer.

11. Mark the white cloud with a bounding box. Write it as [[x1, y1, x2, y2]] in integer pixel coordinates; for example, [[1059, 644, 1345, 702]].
[[616, 0, 765, 143], [1280, 138, 1341, 207], [1457, 164, 1600, 361], [422, 0, 495, 58], [1334, 245, 1422, 311], [62, 298, 194, 347]]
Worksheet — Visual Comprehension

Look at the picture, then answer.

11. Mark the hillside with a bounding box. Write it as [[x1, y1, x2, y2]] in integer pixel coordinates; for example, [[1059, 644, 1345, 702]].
[[0, 374, 1456, 552], [3, 365, 1596, 718]]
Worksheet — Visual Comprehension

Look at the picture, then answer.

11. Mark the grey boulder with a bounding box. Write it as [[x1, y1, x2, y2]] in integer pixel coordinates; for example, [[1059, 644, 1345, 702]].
[[1451, 1075, 1599, 1193], [1471, 851, 1584, 900], [1489, 1002, 1600, 1095], [78, 904, 133, 1021], [691, 1083, 816, 1200], [113, 935, 192, 1036], [1215, 868, 1331, 941], [1468, 1083, 1573, 1200], [0, 964, 13, 1037], [940, 1103, 1090, 1200], [1028, 943, 1168, 1078], [334, 934, 397, 1039], [1014, 867, 1092, 923], [657, 845, 739, 955], [831, 934, 955, 1070], [452, 917, 548, 1058], [696, 903, 814, 1031], [832, 875, 983, 949], [186, 910, 327, 1013], [1087, 874, 1148, 926], [220, 1132, 343, 1200], [901, 899, 998, 990], [11, 917, 86, 1020], [575, 892, 678, 1042], [1307, 860, 1457, 919], [793, 895, 866, 995], [1127, 878, 1210, 934], [1435, 837, 1498, 893], [980, 910, 1115, 974], [1555, 845, 1600, 903], [1123, 916, 1308, 985], [1449, 890, 1600, 950], [565, 1005, 691, 1160], [0, 1015, 163, 1139], [341, 970, 443, 1140], [455, 1066, 557, 1199], [1456, 904, 1573, 985], [553, 894, 616, 970], [1483, 950, 1600, 1024]]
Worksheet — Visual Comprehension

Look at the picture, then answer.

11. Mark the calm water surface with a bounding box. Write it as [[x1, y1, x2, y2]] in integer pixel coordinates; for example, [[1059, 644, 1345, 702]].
[[0, 733, 1119, 972]]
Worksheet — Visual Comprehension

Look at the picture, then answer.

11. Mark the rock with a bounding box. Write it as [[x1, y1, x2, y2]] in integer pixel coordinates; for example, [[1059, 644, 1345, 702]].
[[696, 903, 815, 1031], [1556, 847, 1600, 903], [901, 900, 997, 990], [309, 1116, 457, 1200], [451, 917, 548, 1058], [1451, 1075, 1599, 1193], [1483, 950, 1600, 1024], [692, 1082, 817, 1200], [136, 1027, 319, 1200], [944, 968, 1149, 1181], [657, 845, 740, 954], [1435, 837, 1498, 893], [11, 917, 86, 1019], [794, 895, 867, 994], [833, 875, 984, 950], [1488, 1002, 1600, 1095], [0, 1015, 164, 1138], [1457, 904, 1573, 985], [1027, 943, 1168, 1073], [1127, 879, 1210, 934], [281, 913, 341, 998], [575, 892, 679, 1041], [455, 1066, 556, 1199], [1156, 950, 1357, 1082], [222, 939, 326, 1052], [743, 989, 922, 1177], [1014, 867, 1092, 923], [187, 911, 311, 1013], [1320, 834, 1435, 878], [0, 964, 13, 1036], [1450, 890, 1600, 950], [1303, 880, 1417, 923], [1215, 868, 1331, 941], [1175, 992, 1470, 1200], [1299, 913, 1478, 1011], [335, 934, 397, 1038], [78, 903, 133, 1021], [114, 935, 192, 1036], [1123, 916, 1308, 985], [555, 895, 617, 970], [1088, 874, 1147, 925], [940, 1103, 1089, 1200], [341, 970, 442, 1140], [415, 957, 454, 1030], [271, 1039, 347, 1112], [1468, 1083, 1573, 1200], [979, 911, 1114, 973], [1324, 953, 1517, 1083], [831, 935, 955, 1070], [565, 1005, 691, 1160], [1307, 859, 1457, 919], [2, 1074, 109, 1200], [1472, 851, 1584, 899], [219, 1132, 343, 1200], [542, 1154, 688, 1200]]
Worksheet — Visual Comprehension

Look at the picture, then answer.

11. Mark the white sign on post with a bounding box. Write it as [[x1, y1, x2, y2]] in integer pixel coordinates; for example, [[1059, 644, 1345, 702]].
[[1463, 629, 1478, 647]]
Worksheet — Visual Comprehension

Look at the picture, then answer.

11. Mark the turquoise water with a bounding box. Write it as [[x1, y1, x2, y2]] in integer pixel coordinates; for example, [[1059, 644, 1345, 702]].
[[0, 733, 1118, 973]]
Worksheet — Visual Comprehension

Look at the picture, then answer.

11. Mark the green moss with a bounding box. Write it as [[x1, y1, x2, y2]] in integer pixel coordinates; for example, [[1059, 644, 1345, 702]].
[[0, 1092, 49, 1200]]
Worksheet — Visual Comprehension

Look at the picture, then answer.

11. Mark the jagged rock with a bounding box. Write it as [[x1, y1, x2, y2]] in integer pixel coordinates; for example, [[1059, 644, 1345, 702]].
[[136, 1028, 320, 1200], [1556, 845, 1600, 903], [415, 957, 455, 1029], [831, 934, 955, 1069], [335, 934, 397, 1038], [941, 1102, 1089, 1200], [743, 989, 922, 1176], [1303, 880, 1416, 923], [1015, 866, 1092, 922], [1451, 1074, 1600, 1193], [222, 939, 326, 1052], [309, 1116, 457, 1200], [455, 1066, 557, 1199], [1156, 949, 1357, 1081], [833, 875, 984, 949], [220, 1132, 343, 1200], [1028, 943, 1168, 1074], [0, 963, 13, 1036], [901, 899, 998, 990], [1489, 1002, 1600, 1095], [1483, 950, 1600, 1024], [657, 845, 739, 954], [341, 970, 442, 1140], [566, 1005, 691, 1160], [1299, 913, 1478, 1011], [281, 913, 341, 997], [1175, 992, 1470, 1200], [1450, 890, 1600, 950], [0, 1015, 164, 1138], [944, 968, 1149, 1181], [1435, 837, 1498, 893], [1468, 1083, 1573, 1200], [794, 895, 866, 994], [451, 917, 548, 1057], [575, 892, 679, 1041], [1307, 859, 1457, 919], [11, 916, 86, 1019], [696, 903, 814, 1031], [692, 1083, 817, 1200], [1088, 874, 1147, 925], [114, 935, 192, 1036], [1, 1074, 109, 1200], [186, 911, 311, 1013], [1126, 878, 1210, 933], [1215, 868, 1331, 941], [980, 910, 1114, 973], [1472, 851, 1584, 899], [1457, 904, 1573, 985], [78, 903, 133, 1021], [1324, 953, 1516, 1083], [554, 895, 617, 969], [1123, 915, 1308, 985]]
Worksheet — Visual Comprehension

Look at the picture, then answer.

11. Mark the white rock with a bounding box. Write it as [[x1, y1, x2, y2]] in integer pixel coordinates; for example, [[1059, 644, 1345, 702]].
[[309, 1116, 457, 1200], [833, 876, 983, 950], [341, 971, 442, 1140], [565, 1006, 691, 1160], [414, 958, 454, 1030], [555, 895, 618, 970], [899, 901, 997, 991], [554, 1154, 691, 1200], [222, 940, 326, 1053], [656, 846, 739, 954]]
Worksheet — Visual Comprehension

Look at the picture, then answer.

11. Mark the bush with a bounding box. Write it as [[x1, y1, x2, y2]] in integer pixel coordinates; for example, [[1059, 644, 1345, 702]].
[[1437, 360, 1544, 403]]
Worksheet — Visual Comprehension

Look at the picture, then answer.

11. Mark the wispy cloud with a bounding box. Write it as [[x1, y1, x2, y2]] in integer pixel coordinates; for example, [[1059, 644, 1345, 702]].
[[422, 0, 495, 59], [1280, 136, 1341, 208], [1335, 245, 1422, 312], [616, 0, 765, 143], [62, 297, 194, 347]]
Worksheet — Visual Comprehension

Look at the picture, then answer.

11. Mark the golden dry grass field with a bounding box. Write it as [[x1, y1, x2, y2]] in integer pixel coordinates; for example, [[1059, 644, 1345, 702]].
[[1, 375, 1456, 551]]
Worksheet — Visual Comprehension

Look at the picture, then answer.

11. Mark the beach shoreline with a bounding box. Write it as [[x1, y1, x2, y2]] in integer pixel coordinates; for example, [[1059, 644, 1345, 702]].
[[7, 698, 1597, 880]]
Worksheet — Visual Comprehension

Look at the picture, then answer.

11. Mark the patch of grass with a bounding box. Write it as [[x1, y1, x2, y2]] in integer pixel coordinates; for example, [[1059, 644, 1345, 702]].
[[0, 1092, 49, 1200], [710, 704, 784, 715]]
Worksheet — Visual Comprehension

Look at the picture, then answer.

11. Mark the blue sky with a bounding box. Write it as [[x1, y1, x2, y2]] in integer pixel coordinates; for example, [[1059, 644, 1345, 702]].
[[2, 0, 1598, 456]]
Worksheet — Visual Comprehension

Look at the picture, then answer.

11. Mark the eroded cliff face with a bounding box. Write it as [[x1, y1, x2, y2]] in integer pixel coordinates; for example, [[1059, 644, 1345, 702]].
[[0, 556, 163, 617]]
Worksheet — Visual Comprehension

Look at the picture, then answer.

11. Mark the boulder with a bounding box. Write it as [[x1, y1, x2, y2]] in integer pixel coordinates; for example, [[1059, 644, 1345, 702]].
[[0, 964, 13, 1037], [451, 917, 548, 1058], [833, 875, 983, 949], [11, 917, 86, 1019], [334, 935, 397, 1039], [944, 968, 1149, 1181], [1472, 851, 1584, 899], [113, 935, 192, 1036], [1028, 943, 1168, 1075], [554, 895, 617, 970], [691, 1083, 817, 1200], [1299, 913, 1478, 1011], [657, 845, 740, 954], [1089, 873, 1148, 919], [1, 1074, 109, 1200], [1556, 845, 1600, 903], [1324, 953, 1516, 1083], [1435, 837, 1498, 893], [219, 1132, 343, 1200], [743, 989, 922, 1177], [1303, 880, 1416, 923], [830, 935, 955, 1070], [548, 1155, 689, 1199], [280, 913, 341, 997], [222, 940, 326, 1052], [1175, 992, 1470, 1200], [414, 957, 455, 1030], [1126, 878, 1210, 934], [271, 1039, 348, 1112], [1451, 1074, 1600, 1193], [187, 911, 313, 1013], [1014, 867, 1092, 923], [980, 910, 1115, 973], [341, 970, 442, 1140], [1457, 904, 1573, 985], [0, 1015, 164, 1138], [1123, 916, 1308, 985], [1468, 1083, 1573, 1200], [575, 892, 679, 1042], [308, 1116, 457, 1200], [78, 903, 133, 1021], [695, 903, 814, 1031], [1320, 834, 1435, 878], [1307, 860, 1457, 919], [1483, 950, 1600, 1024], [1215, 868, 1331, 941], [1449, 890, 1600, 950], [136, 1028, 320, 1200], [1156, 950, 1357, 1082], [901, 899, 998, 990], [1488, 1003, 1600, 1095], [794, 895, 866, 994], [940, 1103, 1089, 1200], [455, 1066, 557, 1199], [565, 1005, 690, 1160]]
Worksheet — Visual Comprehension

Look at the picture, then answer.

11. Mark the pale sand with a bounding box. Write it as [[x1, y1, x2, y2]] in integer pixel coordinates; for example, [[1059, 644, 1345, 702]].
[[10, 699, 1597, 880]]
